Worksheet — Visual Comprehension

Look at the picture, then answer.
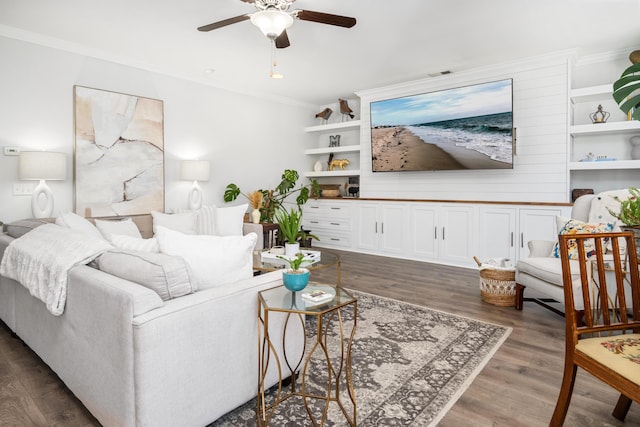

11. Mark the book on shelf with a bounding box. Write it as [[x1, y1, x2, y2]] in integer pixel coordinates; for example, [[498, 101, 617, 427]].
[[301, 289, 334, 304]]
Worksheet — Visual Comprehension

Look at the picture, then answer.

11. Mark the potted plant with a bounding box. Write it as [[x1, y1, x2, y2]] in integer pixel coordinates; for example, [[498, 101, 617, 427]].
[[274, 206, 304, 257], [607, 187, 640, 259], [612, 51, 640, 121], [224, 169, 320, 223], [277, 252, 310, 291]]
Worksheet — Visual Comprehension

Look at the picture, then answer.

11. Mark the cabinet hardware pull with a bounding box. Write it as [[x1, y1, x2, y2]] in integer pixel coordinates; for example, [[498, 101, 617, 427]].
[[381, 223, 384, 234], [521, 232, 524, 248], [434, 226, 437, 240], [331, 207, 340, 210], [510, 232, 514, 247], [330, 222, 340, 226], [310, 206, 319, 209], [442, 227, 445, 240], [330, 238, 340, 241], [310, 220, 319, 224], [375, 222, 378, 233]]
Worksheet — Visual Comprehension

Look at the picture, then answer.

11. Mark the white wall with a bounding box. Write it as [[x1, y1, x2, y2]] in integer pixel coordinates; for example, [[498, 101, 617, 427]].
[[0, 36, 313, 223], [356, 53, 571, 203]]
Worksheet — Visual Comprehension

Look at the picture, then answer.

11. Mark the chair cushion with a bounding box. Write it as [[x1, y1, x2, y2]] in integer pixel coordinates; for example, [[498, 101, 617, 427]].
[[516, 257, 581, 287], [576, 333, 640, 385]]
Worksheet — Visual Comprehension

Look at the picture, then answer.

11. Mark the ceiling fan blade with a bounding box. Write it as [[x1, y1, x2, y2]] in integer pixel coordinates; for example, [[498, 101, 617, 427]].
[[275, 30, 290, 49], [295, 10, 356, 28], [197, 14, 251, 32]]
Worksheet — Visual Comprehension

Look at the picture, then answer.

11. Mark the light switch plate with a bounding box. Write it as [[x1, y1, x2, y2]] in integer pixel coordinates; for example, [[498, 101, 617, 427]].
[[12, 183, 34, 196], [4, 147, 20, 156]]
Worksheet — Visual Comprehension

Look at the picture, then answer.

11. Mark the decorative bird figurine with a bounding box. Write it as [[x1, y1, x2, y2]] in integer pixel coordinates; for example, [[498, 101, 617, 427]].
[[315, 107, 333, 124], [339, 99, 354, 120]]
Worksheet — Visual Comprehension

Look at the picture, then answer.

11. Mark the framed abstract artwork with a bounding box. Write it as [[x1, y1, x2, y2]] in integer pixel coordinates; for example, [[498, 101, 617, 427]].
[[73, 86, 164, 217]]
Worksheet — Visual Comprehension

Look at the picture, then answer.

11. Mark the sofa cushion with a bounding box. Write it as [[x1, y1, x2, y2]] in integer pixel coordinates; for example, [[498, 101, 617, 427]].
[[95, 218, 142, 242], [550, 218, 614, 259], [5, 218, 51, 238], [154, 225, 256, 290], [151, 211, 197, 235], [589, 189, 632, 224], [96, 249, 196, 301], [56, 212, 104, 240], [111, 234, 160, 253], [517, 256, 581, 287], [173, 204, 247, 236]]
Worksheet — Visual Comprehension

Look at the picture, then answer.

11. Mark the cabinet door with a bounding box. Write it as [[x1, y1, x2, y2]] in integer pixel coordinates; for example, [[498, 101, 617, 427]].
[[378, 204, 408, 254], [409, 205, 439, 260], [439, 205, 476, 266], [478, 207, 517, 262], [356, 204, 379, 251], [518, 208, 562, 259]]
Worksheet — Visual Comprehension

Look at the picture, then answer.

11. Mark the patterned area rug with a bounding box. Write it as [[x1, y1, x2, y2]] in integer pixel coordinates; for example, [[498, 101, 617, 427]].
[[210, 290, 511, 426]]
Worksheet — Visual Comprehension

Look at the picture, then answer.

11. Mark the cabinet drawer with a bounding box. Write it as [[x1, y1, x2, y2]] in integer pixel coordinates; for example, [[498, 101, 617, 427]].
[[313, 231, 352, 248], [304, 202, 352, 219], [304, 218, 350, 232]]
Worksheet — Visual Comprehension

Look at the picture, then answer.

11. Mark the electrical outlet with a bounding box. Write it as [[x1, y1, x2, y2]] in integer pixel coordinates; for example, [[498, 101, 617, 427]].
[[4, 147, 20, 156], [12, 183, 34, 196]]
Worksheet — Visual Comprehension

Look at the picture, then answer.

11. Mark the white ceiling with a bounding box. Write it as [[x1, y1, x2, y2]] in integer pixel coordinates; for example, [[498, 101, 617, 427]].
[[1, 0, 639, 106]]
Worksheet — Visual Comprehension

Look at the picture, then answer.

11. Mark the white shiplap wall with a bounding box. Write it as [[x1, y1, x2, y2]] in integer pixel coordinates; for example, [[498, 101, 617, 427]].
[[356, 52, 571, 203]]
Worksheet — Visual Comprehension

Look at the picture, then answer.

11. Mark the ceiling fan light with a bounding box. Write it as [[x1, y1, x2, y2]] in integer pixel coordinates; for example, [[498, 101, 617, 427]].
[[250, 10, 293, 39]]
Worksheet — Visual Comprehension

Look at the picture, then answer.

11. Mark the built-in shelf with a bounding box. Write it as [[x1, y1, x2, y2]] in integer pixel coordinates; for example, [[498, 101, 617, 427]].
[[304, 145, 361, 155], [305, 170, 361, 178], [570, 84, 613, 103], [570, 120, 640, 135], [304, 120, 361, 133], [569, 160, 640, 171]]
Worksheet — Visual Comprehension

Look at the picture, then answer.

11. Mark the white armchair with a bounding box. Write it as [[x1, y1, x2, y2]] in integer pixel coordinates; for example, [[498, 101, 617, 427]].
[[515, 189, 630, 315]]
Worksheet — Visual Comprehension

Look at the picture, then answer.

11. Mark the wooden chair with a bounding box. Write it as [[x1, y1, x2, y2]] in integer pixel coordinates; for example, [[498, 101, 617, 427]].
[[551, 231, 640, 426]]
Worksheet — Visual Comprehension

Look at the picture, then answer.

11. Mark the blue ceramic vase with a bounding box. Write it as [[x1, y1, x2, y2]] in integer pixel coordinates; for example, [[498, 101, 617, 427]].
[[282, 268, 310, 292]]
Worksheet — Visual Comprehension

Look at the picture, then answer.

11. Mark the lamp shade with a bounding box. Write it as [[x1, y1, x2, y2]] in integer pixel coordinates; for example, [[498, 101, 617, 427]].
[[180, 160, 210, 182], [250, 10, 293, 39], [19, 151, 67, 181]]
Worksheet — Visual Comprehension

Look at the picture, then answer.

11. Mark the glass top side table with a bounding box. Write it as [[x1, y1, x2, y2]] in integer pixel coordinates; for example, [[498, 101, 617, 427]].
[[257, 283, 357, 426], [253, 248, 342, 285]]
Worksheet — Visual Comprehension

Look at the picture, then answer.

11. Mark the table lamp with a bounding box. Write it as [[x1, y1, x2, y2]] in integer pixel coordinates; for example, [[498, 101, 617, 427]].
[[180, 160, 210, 210], [19, 151, 67, 218]]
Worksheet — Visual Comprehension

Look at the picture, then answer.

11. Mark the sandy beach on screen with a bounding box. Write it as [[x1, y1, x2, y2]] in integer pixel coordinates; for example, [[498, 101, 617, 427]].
[[371, 127, 510, 171]]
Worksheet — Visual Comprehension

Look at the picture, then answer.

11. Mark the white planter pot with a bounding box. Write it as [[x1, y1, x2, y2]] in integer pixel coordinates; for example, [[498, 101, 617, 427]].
[[285, 242, 300, 257]]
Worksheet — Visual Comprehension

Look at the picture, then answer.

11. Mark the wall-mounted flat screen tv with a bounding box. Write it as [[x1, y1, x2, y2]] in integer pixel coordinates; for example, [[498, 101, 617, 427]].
[[370, 78, 513, 172]]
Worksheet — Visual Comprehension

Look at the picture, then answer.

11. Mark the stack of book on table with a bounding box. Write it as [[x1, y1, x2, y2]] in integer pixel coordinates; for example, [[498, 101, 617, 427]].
[[301, 289, 334, 305]]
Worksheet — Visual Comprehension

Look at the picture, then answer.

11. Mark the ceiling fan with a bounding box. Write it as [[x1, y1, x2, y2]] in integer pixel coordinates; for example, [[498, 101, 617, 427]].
[[197, 0, 357, 49]]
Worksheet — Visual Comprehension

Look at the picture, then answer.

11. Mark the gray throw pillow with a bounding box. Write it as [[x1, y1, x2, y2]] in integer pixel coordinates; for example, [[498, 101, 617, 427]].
[[6, 218, 53, 238], [96, 249, 196, 301]]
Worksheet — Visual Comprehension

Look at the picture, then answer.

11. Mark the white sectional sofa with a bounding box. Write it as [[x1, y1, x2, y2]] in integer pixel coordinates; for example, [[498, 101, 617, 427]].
[[0, 214, 299, 426]]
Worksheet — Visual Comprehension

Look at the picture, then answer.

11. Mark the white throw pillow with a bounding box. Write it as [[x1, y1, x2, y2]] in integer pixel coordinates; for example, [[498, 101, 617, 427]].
[[173, 205, 216, 235], [56, 212, 104, 240], [214, 203, 248, 236], [151, 211, 197, 235], [111, 234, 160, 253], [588, 189, 631, 224], [95, 218, 142, 242], [154, 225, 257, 289]]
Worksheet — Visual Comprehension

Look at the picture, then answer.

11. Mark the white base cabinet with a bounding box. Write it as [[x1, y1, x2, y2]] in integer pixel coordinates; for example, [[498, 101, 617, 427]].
[[409, 204, 476, 266], [303, 199, 569, 268], [356, 202, 409, 255]]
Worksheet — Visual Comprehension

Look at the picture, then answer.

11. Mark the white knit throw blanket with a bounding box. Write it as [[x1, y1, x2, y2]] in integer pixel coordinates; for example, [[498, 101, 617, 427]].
[[0, 223, 112, 316]]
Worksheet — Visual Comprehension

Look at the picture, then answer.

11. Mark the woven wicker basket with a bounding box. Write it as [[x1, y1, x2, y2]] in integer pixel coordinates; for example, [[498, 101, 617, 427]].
[[473, 256, 516, 307]]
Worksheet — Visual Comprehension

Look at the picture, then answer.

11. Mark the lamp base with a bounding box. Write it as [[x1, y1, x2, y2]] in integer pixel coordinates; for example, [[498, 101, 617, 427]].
[[188, 181, 203, 211], [32, 179, 54, 218]]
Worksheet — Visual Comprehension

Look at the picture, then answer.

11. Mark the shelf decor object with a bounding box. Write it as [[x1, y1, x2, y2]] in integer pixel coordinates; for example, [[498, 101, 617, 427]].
[[19, 151, 67, 218], [181, 160, 210, 211], [589, 104, 610, 124]]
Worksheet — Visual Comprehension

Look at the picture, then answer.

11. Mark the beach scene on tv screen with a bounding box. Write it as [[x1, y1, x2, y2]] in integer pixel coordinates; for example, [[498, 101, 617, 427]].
[[370, 79, 513, 172]]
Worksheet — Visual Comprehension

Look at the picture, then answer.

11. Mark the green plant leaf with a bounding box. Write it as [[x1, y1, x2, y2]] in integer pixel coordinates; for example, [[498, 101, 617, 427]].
[[613, 62, 640, 120], [223, 184, 240, 202]]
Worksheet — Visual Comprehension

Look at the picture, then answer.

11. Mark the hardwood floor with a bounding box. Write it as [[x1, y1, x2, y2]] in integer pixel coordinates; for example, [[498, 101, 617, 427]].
[[1, 249, 639, 426]]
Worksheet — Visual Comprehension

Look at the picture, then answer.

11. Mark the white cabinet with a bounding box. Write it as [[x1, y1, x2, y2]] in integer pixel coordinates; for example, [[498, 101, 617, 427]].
[[517, 208, 565, 259], [302, 199, 353, 249], [569, 84, 640, 193], [478, 206, 566, 262], [303, 120, 361, 178], [356, 202, 408, 255], [409, 204, 476, 266]]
